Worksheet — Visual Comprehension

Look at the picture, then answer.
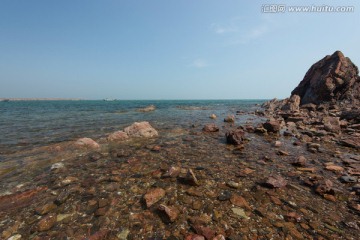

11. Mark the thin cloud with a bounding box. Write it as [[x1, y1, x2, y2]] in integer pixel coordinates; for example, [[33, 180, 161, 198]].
[[242, 24, 269, 43], [212, 15, 275, 45], [210, 23, 238, 34], [192, 59, 208, 68]]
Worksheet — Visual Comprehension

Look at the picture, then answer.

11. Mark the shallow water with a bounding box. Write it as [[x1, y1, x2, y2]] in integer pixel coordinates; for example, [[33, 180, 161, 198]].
[[0, 100, 265, 154]]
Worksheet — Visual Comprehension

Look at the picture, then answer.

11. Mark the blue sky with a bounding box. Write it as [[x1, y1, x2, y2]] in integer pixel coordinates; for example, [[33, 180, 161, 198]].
[[0, 0, 359, 99]]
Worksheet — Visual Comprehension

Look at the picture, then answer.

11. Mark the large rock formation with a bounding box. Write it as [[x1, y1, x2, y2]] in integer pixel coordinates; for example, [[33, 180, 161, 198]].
[[291, 51, 360, 105]]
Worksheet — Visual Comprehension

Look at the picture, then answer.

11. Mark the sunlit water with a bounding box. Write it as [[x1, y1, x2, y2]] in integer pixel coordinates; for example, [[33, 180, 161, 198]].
[[0, 100, 266, 154]]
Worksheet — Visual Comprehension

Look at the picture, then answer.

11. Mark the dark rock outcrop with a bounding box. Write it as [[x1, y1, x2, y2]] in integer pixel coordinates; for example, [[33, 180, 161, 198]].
[[225, 129, 245, 145], [291, 51, 360, 105]]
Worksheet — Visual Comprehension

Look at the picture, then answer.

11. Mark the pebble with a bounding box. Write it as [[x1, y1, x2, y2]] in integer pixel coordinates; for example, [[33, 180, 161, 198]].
[[230, 194, 251, 210], [325, 165, 344, 172], [185, 169, 200, 186], [340, 175, 357, 183], [231, 207, 249, 219], [226, 181, 241, 189], [292, 156, 307, 167], [37, 214, 57, 231], [218, 191, 232, 201], [7, 235, 22, 240], [117, 229, 130, 240], [143, 188, 166, 208], [35, 203, 57, 215], [158, 204, 179, 222], [265, 176, 287, 188]]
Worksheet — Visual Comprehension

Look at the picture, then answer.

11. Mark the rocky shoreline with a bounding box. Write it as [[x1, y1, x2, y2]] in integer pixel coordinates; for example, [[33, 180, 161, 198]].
[[0, 51, 359, 239]]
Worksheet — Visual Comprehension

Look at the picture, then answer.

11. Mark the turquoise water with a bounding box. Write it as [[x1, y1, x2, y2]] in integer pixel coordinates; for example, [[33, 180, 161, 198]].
[[0, 100, 266, 154]]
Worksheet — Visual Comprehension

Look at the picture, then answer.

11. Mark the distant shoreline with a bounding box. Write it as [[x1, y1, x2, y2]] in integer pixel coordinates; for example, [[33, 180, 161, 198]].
[[0, 98, 84, 101]]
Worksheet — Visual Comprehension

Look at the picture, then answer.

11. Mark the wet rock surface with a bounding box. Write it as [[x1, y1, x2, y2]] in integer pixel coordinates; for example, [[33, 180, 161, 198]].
[[0, 111, 359, 239]]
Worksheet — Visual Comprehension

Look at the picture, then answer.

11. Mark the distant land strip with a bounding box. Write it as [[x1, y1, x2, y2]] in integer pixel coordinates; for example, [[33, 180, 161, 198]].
[[0, 98, 84, 101]]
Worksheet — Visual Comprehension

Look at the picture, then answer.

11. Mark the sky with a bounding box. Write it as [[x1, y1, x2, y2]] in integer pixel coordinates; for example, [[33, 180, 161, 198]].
[[0, 0, 359, 100]]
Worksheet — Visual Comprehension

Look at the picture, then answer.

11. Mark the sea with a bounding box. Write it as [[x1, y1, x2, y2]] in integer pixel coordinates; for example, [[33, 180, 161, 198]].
[[0, 100, 266, 155]]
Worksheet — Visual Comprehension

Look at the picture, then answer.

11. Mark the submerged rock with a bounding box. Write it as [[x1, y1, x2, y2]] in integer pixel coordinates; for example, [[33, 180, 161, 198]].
[[138, 105, 156, 112], [209, 114, 217, 119], [38, 213, 57, 231], [225, 129, 245, 145], [143, 188, 165, 208], [74, 137, 100, 149], [185, 169, 200, 186], [124, 121, 158, 138], [107, 130, 129, 141], [158, 204, 179, 222], [224, 115, 235, 123], [202, 123, 219, 132], [265, 176, 287, 188]]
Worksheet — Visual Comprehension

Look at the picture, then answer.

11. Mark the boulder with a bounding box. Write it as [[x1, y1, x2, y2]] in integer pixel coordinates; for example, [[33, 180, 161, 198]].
[[225, 129, 245, 145], [263, 120, 281, 133], [281, 94, 301, 112], [107, 131, 129, 141], [291, 51, 360, 105], [124, 122, 158, 138]]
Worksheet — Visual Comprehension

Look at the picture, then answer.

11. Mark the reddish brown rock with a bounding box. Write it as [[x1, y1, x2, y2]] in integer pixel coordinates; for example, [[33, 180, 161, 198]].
[[315, 179, 334, 195], [143, 188, 166, 208], [35, 202, 57, 215], [292, 156, 307, 167], [230, 194, 251, 210], [74, 137, 100, 149], [291, 51, 360, 104], [107, 131, 129, 141], [151, 145, 161, 151], [185, 235, 205, 240], [158, 204, 179, 222], [124, 121, 158, 138], [163, 166, 181, 178], [0, 186, 47, 212], [263, 120, 281, 133], [339, 137, 360, 149], [185, 169, 200, 186], [323, 116, 341, 133], [325, 165, 344, 172], [86, 229, 110, 240], [193, 225, 215, 240], [265, 176, 287, 188], [202, 123, 219, 132], [281, 94, 301, 112], [285, 212, 302, 222], [38, 213, 57, 231], [225, 129, 245, 145]]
